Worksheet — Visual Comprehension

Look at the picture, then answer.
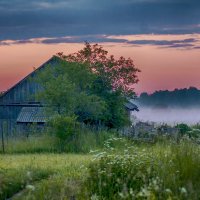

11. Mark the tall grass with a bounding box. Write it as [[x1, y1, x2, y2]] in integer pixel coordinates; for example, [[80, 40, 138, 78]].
[[85, 138, 200, 199], [1, 134, 56, 154], [0, 129, 114, 154], [157, 140, 200, 199]]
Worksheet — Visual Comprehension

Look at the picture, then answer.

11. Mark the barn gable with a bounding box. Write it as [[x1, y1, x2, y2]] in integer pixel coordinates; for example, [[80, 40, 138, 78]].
[[0, 56, 60, 104], [0, 56, 61, 135]]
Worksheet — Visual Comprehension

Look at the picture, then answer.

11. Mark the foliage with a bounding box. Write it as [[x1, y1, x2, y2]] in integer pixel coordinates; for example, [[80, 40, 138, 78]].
[[36, 60, 105, 118], [36, 43, 140, 128], [49, 115, 78, 141], [58, 42, 140, 96], [139, 87, 200, 107], [0, 130, 116, 154], [85, 139, 200, 199], [192, 123, 200, 130], [176, 123, 191, 135], [184, 129, 200, 139]]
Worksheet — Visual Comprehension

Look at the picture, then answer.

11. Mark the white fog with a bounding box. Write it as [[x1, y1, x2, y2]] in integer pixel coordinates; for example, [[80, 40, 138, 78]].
[[132, 107, 200, 125]]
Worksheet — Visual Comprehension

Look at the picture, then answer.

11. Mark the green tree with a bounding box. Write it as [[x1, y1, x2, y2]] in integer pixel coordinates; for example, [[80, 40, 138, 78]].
[[36, 59, 106, 124], [58, 42, 140, 97], [37, 43, 140, 128]]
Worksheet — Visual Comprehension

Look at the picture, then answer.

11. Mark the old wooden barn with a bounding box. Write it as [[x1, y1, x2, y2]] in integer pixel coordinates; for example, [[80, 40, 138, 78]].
[[0, 56, 61, 135], [0, 56, 138, 136]]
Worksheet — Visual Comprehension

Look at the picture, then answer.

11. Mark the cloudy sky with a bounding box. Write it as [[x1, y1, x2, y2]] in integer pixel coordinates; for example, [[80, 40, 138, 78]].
[[0, 0, 200, 94]]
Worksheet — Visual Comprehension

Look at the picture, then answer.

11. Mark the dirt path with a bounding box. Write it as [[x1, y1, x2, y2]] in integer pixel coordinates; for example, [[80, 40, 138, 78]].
[[6, 177, 50, 200]]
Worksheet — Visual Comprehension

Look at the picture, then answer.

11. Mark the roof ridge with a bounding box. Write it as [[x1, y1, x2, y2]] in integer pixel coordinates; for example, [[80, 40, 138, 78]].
[[0, 55, 61, 99]]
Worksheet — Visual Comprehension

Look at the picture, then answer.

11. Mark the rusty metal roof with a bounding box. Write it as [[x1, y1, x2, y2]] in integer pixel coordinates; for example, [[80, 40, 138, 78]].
[[17, 107, 48, 123]]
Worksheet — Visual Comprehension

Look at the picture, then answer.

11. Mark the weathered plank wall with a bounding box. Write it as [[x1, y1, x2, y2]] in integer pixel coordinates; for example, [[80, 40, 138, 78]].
[[0, 56, 59, 136]]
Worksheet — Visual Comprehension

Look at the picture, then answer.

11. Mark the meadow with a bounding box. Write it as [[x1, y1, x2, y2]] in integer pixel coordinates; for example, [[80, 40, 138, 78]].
[[0, 130, 200, 199]]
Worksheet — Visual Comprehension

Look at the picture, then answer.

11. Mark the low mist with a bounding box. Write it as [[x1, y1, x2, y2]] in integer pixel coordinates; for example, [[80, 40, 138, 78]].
[[132, 107, 200, 125]]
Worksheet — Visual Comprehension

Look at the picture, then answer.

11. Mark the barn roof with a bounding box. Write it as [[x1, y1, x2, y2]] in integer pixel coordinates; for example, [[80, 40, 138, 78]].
[[17, 107, 47, 123], [125, 101, 139, 111]]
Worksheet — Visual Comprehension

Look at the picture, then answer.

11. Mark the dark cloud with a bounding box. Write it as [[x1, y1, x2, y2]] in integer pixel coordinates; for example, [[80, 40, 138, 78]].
[[42, 36, 128, 44], [41, 36, 198, 50], [1, 35, 199, 50], [127, 38, 199, 49], [166, 43, 194, 48], [0, 0, 200, 40], [0, 42, 10, 46], [127, 38, 197, 46]]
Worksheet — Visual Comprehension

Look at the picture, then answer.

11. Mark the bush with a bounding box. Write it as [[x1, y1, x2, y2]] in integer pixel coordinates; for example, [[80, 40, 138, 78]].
[[176, 123, 191, 135], [187, 129, 200, 139], [50, 115, 79, 141]]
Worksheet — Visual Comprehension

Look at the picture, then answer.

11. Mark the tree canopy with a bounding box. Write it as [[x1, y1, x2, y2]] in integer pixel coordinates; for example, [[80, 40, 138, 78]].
[[36, 43, 140, 128], [57, 42, 140, 96]]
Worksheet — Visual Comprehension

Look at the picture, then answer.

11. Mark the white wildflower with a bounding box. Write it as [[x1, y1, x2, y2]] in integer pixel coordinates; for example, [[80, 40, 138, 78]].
[[165, 188, 172, 194], [26, 184, 35, 191], [91, 194, 99, 200], [180, 187, 187, 195]]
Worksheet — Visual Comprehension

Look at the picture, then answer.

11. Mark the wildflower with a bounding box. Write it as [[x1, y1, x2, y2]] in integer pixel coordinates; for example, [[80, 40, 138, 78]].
[[89, 150, 98, 154], [26, 184, 35, 191], [137, 188, 151, 198], [180, 187, 187, 195], [165, 188, 172, 194], [26, 171, 32, 181], [26, 171, 32, 177], [129, 188, 135, 196], [91, 194, 99, 200]]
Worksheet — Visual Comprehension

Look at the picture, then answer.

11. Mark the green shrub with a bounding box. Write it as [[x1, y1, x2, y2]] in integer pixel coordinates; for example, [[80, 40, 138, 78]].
[[50, 115, 79, 141], [187, 129, 200, 139], [60, 129, 112, 153], [176, 123, 191, 135], [192, 123, 200, 130]]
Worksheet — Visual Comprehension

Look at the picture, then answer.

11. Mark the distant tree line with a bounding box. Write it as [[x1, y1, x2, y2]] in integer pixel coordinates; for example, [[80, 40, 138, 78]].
[[139, 87, 200, 107]]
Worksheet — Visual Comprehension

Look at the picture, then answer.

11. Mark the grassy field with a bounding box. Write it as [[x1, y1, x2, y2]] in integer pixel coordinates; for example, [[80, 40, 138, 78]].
[[0, 134, 200, 199], [87, 138, 200, 199], [0, 153, 91, 199]]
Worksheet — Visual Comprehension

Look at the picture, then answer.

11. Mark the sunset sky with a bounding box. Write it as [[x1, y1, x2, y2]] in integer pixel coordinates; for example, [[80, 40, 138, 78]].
[[0, 0, 200, 95]]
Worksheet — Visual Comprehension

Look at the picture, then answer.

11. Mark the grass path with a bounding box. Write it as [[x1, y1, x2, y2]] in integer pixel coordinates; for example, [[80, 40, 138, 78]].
[[0, 154, 91, 200]]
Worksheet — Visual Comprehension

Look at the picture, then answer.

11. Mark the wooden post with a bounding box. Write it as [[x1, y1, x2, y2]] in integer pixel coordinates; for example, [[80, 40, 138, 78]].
[[1, 122, 5, 154]]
